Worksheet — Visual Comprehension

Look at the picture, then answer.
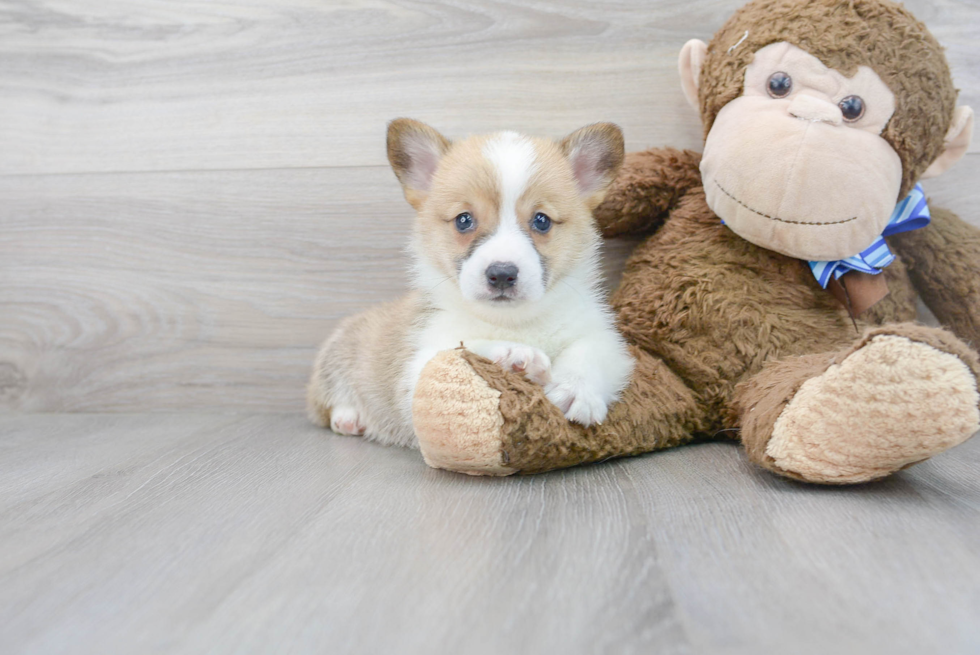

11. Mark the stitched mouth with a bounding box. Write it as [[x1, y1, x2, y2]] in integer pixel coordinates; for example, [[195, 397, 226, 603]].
[[714, 179, 857, 226]]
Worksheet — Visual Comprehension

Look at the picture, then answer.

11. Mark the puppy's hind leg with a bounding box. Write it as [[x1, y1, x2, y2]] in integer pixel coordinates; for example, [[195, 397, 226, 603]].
[[307, 323, 365, 436]]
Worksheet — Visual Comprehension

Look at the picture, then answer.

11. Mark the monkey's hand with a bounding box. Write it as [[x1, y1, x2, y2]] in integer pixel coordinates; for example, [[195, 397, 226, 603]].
[[594, 147, 702, 238], [889, 206, 980, 345]]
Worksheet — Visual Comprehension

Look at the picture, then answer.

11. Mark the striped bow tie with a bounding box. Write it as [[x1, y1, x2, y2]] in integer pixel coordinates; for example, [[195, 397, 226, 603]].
[[809, 184, 931, 288]]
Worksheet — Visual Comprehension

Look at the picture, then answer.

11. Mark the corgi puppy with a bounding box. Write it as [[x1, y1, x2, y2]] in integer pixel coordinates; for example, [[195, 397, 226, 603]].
[[307, 119, 634, 448]]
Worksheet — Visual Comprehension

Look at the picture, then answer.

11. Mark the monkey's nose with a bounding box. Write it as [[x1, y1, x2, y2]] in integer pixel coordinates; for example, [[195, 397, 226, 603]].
[[788, 94, 843, 125], [486, 262, 519, 290]]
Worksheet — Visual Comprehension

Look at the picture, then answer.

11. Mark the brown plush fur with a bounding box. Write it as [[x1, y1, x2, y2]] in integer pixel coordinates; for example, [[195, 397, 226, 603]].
[[478, 346, 699, 473], [594, 149, 704, 237], [699, 0, 957, 197], [890, 207, 980, 345], [606, 155, 872, 433], [597, 149, 980, 449]]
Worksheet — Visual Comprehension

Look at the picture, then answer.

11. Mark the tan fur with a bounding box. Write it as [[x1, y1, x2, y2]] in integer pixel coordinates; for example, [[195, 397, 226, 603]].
[[524, 138, 607, 285], [307, 293, 425, 442]]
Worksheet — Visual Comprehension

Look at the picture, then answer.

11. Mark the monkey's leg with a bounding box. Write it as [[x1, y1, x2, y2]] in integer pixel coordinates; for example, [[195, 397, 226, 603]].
[[889, 206, 980, 344], [734, 324, 980, 484], [412, 346, 703, 476]]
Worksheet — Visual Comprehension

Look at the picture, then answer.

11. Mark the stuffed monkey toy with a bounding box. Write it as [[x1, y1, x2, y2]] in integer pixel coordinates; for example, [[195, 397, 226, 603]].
[[410, 0, 980, 483]]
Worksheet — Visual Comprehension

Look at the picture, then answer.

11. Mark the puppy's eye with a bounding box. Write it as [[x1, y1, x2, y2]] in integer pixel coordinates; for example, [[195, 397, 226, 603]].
[[454, 212, 475, 232], [839, 95, 865, 122], [531, 212, 552, 234], [767, 72, 792, 98]]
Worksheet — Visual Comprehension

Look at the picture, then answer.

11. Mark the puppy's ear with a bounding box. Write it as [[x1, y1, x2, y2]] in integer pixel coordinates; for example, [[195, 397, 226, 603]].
[[560, 123, 625, 210], [387, 118, 451, 210]]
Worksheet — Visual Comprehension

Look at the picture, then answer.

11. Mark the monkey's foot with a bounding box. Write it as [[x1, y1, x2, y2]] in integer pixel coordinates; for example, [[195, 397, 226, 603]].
[[739, 326, 980, 484]]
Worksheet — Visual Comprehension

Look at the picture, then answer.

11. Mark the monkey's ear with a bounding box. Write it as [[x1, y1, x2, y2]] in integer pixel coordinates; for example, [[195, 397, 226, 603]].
[[679, 39, 708, 114], [387, 118, 451, 209], [561, 123, 625, 209], [921, 106, 974, 179]]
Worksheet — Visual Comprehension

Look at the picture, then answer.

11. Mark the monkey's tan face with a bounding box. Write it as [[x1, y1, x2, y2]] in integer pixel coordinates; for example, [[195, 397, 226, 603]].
[[701, 42, 903, 261]]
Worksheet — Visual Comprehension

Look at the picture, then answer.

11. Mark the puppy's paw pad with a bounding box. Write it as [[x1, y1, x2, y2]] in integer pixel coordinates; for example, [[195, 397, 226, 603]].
[[487, 343, 552, 386], [545, 380, 608, 427], [330, 406, 367, 436]]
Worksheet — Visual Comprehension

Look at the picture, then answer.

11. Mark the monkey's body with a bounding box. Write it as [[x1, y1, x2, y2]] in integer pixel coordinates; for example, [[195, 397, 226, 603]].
[[598, 149, 980, 482], [407, 0, 980, 483], [606, 149, 917, 434]]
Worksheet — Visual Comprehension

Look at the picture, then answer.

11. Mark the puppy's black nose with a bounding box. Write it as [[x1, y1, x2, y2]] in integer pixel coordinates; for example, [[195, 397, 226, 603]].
[[486, 262, 519, 290]]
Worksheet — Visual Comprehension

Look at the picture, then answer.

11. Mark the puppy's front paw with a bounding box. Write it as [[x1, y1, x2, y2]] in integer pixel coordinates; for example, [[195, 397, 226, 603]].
[[545, 379, 609, 427], [483, 342, 552, 386], [330, 406, 367, 436]]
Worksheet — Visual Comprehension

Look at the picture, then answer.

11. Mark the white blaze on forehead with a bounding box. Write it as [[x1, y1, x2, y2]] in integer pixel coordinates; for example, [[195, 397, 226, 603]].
[[456, 132, 546, 304], [483, 131, 538, 227]]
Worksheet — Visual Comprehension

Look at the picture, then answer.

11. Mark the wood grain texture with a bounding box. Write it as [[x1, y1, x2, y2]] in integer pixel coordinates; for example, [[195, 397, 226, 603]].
[[1, 413, 979, 654], [2, 158, 976, 412], [0, 0, 978, 177]]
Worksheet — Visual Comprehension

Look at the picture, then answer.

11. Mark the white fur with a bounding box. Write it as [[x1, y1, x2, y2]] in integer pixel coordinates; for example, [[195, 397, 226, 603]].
[[330, 405, 366, 436], [458, 133, 546, 303]]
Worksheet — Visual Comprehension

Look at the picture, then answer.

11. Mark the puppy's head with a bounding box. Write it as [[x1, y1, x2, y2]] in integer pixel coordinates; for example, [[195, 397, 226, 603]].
[[387, 119, 624, 308]]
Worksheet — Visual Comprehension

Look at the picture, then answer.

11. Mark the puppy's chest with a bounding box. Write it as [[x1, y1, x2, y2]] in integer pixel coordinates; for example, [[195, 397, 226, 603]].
[[417, 309, 574, 357]]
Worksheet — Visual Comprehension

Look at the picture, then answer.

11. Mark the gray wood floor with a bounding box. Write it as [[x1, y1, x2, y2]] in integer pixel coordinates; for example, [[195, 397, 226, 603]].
[[1, 413, 979, 655]]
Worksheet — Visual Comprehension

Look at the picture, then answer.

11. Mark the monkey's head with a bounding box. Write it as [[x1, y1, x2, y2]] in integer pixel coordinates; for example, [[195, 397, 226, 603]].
[[682, 0, 974, 261]]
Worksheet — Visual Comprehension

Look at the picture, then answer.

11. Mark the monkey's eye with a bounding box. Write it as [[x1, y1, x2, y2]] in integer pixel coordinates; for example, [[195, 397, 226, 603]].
[[531, 212, 552, 233], [767, 72, 793, 98], [454, 212, 475, 232], [839, 95, 865, 122]]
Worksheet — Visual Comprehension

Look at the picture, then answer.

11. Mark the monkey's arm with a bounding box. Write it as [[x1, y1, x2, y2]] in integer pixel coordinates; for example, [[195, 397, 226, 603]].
[[594, 147, 703, 237], [889, 206, 980, 344]]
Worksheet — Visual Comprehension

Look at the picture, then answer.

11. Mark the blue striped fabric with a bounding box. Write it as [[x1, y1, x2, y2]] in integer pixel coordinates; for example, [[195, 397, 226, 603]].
[[808, 184, 931, 288]]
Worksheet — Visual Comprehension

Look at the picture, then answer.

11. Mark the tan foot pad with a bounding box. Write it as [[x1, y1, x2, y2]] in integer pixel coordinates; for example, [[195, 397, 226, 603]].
[[767, 335, 980, 483], [412, 350, 517, 476]]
